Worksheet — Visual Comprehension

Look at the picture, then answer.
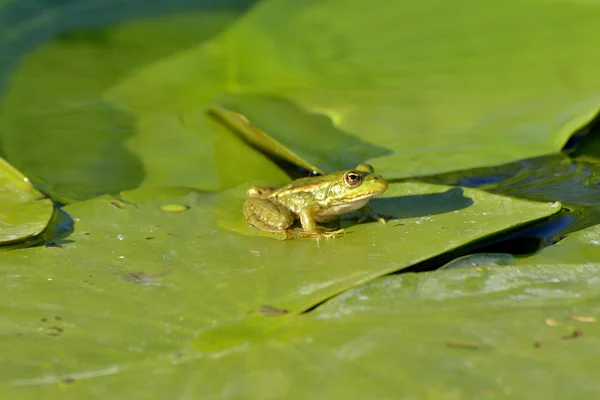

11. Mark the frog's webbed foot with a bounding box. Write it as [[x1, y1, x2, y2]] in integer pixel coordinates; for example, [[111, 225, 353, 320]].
[[282, 227, 344, 240], [315, 227, 345, 239], [357, 205, 390, 224]]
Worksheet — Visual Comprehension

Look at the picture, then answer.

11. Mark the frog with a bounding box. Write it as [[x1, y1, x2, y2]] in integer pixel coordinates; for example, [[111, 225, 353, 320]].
[[243, 164, 388, 239]]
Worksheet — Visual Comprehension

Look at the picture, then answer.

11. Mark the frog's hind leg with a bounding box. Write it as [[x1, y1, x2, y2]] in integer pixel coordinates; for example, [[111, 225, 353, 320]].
[[243, 198, 295, 235]]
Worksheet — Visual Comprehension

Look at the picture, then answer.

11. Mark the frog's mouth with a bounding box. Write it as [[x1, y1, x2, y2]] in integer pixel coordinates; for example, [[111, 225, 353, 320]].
[[318, 192, 380, 215], [344, 192, 380, 202]]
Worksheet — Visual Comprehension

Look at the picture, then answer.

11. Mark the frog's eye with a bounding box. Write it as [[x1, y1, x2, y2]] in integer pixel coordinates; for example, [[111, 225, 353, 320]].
[[343, 171, 363, 188]]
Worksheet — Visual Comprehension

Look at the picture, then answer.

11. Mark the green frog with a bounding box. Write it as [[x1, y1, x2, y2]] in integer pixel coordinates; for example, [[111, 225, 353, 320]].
[[243, 164, 388, 239]]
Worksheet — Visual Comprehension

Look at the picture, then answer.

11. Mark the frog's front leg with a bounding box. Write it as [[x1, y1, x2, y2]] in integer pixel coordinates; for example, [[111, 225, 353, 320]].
[[357, 205, 388, 224], [243, 198, 295, 235], [295, 209, 343, 239]]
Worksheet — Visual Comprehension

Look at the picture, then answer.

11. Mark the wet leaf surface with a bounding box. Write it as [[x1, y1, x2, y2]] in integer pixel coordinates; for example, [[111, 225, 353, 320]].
[[7, 264, 600, 398], [0, 183, 560, 394]]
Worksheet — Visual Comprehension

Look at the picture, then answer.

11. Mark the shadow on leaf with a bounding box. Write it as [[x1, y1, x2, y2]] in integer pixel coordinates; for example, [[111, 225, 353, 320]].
[[370, 187, 474, 220]]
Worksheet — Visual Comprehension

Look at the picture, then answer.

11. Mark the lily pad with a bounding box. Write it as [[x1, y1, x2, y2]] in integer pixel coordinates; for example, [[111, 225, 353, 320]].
[[516, 223, 600, 267], [0, 157, 53, 244], [5, 0, 600, 201], [7, 263, 600, 398], [93, 0, 600, 184], [185, 265, 600, 398], [439, 252, 516, 270], [0, 5, 287, 203], [572, 109, 600, 160], [209, 94, 391, 174], [215, 0, 600, 179], [0, 182, 561, 391], [296, 267, 600, 398]]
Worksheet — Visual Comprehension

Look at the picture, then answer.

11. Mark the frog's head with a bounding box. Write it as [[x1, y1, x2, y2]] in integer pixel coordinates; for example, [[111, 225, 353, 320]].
[[322, 163, 388, 208]]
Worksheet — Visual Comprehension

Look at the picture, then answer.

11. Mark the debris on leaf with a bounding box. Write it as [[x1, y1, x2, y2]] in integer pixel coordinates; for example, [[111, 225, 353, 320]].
[[569, 315, 596, 323], [259, 305, 290, 316], [562, 329, 583, 340], [445, 341, 488, 350]]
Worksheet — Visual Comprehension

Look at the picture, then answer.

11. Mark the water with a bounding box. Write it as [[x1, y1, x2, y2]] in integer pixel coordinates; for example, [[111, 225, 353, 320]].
[[397, 152, 600, 269]]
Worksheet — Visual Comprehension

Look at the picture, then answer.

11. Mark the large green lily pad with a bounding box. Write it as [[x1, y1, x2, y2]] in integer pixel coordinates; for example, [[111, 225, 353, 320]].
[[0, 157, 53, 244], [187, 265, 600, 398], [6, 263, 600, 398], [0, 182, 560, 392], [207, 0, 600, 179], [98, 0, 600, 190]]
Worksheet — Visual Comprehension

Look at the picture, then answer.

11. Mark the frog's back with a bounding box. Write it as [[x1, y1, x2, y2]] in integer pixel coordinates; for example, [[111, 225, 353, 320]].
[[269, 175, 332, 214]]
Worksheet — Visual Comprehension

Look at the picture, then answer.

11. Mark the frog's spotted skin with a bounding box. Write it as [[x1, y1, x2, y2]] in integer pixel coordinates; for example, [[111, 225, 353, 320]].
[[243, 164, 388, 240]]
